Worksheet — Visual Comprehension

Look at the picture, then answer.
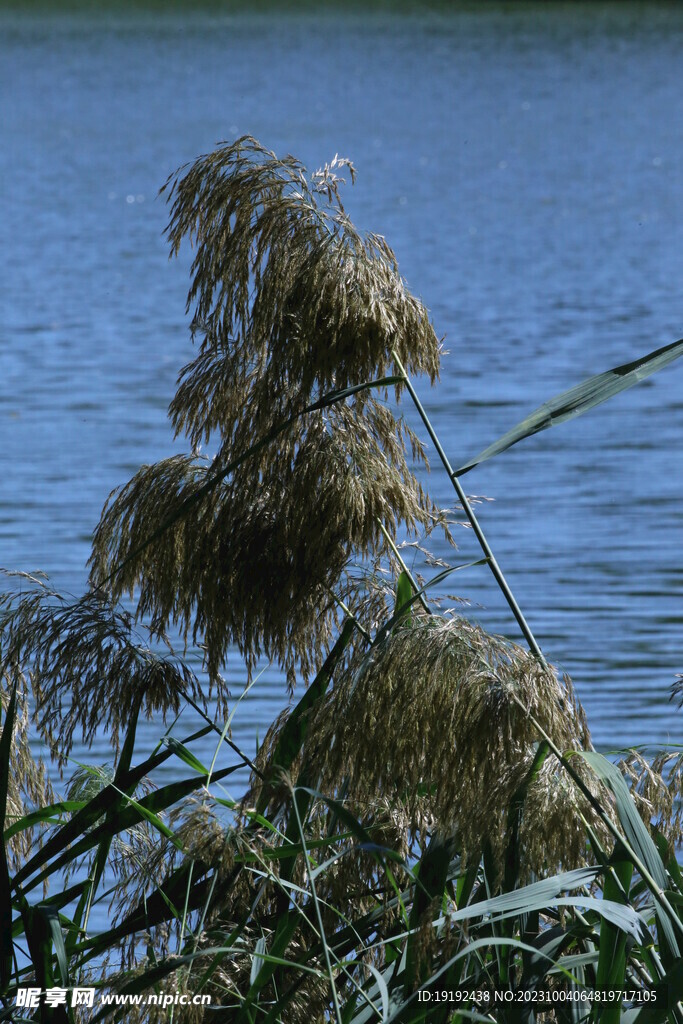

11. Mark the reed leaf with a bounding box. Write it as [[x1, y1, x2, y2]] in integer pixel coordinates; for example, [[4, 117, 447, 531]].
[[4, 801, 85, 840], [0, 687, 16, 994], [581, 757, 671, 892], [593, 844, 634, 1024], [13, 747, 174, 890], [578, 750, 681, 959], [393, 571, 414, 630], [19, 900, 70, 1024], [456, 336, 683, 476], [404, 832, 456, 992]]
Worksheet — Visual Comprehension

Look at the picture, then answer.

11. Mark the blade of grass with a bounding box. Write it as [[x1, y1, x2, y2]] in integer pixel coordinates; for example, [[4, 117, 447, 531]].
[[69, 695, 143, 950], [0, 686, 17, 994], [405, 833, 457, 991], [289, 782, 343, 1024], [578, 750, 681, 960], [393, 571, 413, 630], [4, 801, 87, 840], [13, 738, 203, 889], [456, 337, 683, 476], [593, 843, 633, 1024]]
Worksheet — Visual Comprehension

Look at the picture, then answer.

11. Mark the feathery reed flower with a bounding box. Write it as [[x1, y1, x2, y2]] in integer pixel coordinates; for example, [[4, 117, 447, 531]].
[[0, 578, 205, 766], [90, 407, 444, 690], [89, 137, 448, 691], [257, 616, 602, 875], [162, 137, 440, 448]]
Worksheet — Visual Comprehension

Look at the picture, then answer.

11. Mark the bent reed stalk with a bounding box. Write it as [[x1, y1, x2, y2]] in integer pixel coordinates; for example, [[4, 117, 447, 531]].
[[391, 348, 547, 669]]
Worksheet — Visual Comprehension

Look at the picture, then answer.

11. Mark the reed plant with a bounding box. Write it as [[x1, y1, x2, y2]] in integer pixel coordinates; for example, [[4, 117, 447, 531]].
[[1, 136, 682, 1023]]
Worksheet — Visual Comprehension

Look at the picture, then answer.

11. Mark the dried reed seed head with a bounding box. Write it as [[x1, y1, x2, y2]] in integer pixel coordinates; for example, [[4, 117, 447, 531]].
[[92, 136, 446, 691], [163, 136, 440, 450], [107, 797, 239, 935], [516, 755, 608, 875], [89, 402, 447, 690], [276, 617, 600, 875], [166, 937, 333, 1024], [0, 583, 205, 766], [172, 798, 237, 878]]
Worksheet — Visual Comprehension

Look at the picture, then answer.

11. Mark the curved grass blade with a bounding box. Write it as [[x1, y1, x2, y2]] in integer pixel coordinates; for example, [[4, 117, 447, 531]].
[[363, 964, 391, 1022], [161, 737, 208, 774], [0, 686, 17, 994], [630, 957, 683, 1023], [4, 800, 86, 840], [45, 905, 72, 996], [13, 738, 198, 890], [67, 696, 143, 954], [504, 740, 550, 894], [593, 844, 633, 1024], [249, 935, 268, 988], [456, 337, 683, 476], [236, 913, 300, 1023], [385, 936, 555, 1024], [519, 924, 578, 1012], [19, 899, 71, 1024], [393, 571, 413, 630], [372, 560, 487, 649], [577, 750, 681, 962], [20, 783, 191, 901]]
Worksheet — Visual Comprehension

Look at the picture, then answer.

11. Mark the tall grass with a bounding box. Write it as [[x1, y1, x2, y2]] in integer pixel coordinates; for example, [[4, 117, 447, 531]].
[[1, 136, 682, 1023]]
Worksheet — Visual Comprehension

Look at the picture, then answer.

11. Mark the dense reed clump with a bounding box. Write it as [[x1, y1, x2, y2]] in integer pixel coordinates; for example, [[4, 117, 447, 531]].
[[3, 134, 683, 1023], [254, 615, 603, 876], [89, 136, 448, 691]]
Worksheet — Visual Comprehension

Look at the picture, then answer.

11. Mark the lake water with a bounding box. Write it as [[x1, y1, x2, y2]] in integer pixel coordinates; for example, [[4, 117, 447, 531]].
[[2, 3, 682, 795]]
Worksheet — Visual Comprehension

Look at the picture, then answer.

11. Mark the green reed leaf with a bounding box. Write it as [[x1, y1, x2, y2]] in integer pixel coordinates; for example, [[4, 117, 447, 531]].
[[405, 833, 456, 990], [456, 337, 683, 476], [393, 571, 413, 629], [4, 800, 86, 840], [13, 742, 184, 890], [578, 751, 681, 967], [0, 687, 17, 993], [162, 736, 208, 775], [593, 844, 633, 1024]]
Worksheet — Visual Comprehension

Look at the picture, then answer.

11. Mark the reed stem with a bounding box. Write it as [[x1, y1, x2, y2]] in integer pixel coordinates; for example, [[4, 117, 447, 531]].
[[392, 349, 547, 669]]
